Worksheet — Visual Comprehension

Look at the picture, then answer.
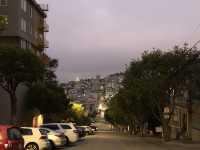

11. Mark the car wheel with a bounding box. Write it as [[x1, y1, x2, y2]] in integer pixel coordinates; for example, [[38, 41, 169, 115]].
[[65, 136, 69, 146], [49, 141, 55, 150], [25, 143, 39, 150]]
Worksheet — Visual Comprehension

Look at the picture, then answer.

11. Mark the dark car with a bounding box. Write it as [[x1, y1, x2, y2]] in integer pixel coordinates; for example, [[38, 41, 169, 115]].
[[0, 125, 24, 150], [76, 126, 86, 138]]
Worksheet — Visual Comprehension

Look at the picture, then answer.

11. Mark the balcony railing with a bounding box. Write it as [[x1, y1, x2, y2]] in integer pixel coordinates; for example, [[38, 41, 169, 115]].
[[44, 39, 49, 48], [39, 4, 49, 11], [37, 38, 49, 49], [44, 21, 49, 32], [38, 20, 49, 32]]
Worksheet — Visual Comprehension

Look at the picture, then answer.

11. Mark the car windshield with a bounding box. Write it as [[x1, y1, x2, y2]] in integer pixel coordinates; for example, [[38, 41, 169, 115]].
[[39, 129, 49, 135], [7, 128, 22, 140], [20, 128, 33, 136], [41, 125, 59, 131], [61, 125, 71, 129]]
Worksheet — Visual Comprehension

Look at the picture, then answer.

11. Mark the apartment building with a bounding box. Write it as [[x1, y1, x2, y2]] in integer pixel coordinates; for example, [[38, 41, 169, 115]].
[[0, 0, 49, 123], [0, 0, 49, 54]]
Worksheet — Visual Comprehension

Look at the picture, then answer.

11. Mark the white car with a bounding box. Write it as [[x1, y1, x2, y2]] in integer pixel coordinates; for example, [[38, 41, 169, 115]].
[[40, 123, 79, 144], [20, 127, 50, 150], [39, 128, 66, 148]]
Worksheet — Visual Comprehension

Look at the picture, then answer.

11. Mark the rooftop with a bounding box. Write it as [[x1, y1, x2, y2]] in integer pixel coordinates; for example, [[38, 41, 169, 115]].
[[29, 0, 48, 17]]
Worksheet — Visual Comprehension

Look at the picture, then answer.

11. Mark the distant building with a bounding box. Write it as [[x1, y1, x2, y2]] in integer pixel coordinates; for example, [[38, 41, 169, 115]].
[[104, 73, 123, 100], [97, 73, 123, 118], [65, 73, 124, 118]]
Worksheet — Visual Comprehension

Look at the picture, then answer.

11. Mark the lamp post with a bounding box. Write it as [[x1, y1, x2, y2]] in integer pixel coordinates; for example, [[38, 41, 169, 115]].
[[163, 106, 171, 140], [163, 106, 170, 119]]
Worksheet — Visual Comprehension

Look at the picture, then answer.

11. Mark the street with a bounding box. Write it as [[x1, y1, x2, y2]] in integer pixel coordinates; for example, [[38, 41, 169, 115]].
[[65, 132, 200, 150]]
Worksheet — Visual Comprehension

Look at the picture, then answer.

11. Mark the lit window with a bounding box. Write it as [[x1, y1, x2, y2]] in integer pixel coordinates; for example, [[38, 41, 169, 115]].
[[0, 0, 8, 6]]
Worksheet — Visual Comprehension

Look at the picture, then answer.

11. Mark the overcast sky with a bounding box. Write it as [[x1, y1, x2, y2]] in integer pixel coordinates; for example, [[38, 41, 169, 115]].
[[38, 0, 200, 82]]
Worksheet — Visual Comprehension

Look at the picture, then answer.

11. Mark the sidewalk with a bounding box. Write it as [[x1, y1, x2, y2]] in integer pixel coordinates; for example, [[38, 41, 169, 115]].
[[116, 132, 200, 148]]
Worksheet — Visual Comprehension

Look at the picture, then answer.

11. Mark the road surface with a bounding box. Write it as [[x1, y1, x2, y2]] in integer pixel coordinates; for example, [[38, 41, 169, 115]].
[[65, 131, 200, 150]]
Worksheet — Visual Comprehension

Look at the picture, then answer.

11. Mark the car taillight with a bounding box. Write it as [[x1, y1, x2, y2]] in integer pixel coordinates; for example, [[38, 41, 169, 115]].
[[40, 135, 47, 140], [73, 130, 78, 133], [4, 143, 12, 149]]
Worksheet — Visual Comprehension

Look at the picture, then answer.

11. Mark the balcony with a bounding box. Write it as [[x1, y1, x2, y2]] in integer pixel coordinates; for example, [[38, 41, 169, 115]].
[[44, 22, 49, 32], [36, 38, 49, 50], [39, 4, 49, 11], [39, 21, 49, 32], [44, 39, 49, 48]]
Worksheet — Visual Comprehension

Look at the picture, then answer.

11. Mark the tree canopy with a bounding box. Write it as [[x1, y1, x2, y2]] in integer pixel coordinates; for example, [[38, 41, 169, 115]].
[[105, 44, 200, 139], [0, 48, 45, 123]]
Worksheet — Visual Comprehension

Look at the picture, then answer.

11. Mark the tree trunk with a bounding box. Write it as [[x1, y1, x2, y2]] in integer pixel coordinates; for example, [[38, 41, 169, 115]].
[[187, 90, 192, 140], [10, 92, 18, 124], [163, 120, 171, 141], [129, 120, 135, 135]]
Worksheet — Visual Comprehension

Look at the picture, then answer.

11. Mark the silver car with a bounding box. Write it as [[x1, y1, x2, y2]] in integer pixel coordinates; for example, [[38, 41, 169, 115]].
[[39, 128, 66, 149]]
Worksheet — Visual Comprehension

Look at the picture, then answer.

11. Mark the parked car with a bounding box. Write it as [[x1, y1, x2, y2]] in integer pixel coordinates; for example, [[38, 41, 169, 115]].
[[80, 126, 94, 135], [89, 125, 98, 131], [0, 125, 24, 150], [20, 127, 50, 150], [39, 128, 66, 148], [40, 123, 79, 144], [76, 126, 86, 138]]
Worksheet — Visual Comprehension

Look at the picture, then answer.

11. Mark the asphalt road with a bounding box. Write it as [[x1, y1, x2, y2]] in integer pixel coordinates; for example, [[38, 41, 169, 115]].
[[65, 132, 200, 150]]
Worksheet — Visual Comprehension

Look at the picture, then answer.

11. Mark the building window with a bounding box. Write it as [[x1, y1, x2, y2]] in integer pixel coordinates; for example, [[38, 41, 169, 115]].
[[21, 39, 26, 49], [29, 23, 32, 34], [30, 7, 33, 17], [21, 0, 23, 10], [21, 18, 26, 32], [0, 0, 8, 6], [28, 42, 32, 49], [21, 0, 27, 12]]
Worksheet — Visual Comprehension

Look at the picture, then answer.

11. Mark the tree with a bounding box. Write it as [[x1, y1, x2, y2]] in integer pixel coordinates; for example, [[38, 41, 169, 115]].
[[106, 44, 200, 140], [124, 45, 200, 140], [44, 58, 58, 83], [0, 16, 8, 31], [25, 82, 71, 122], [0, 48, 45, 123]]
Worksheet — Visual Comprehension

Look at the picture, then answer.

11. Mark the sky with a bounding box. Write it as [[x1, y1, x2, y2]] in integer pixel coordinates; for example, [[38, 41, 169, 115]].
[[38, 0, 200, 82]]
